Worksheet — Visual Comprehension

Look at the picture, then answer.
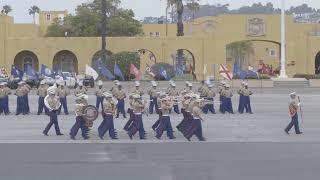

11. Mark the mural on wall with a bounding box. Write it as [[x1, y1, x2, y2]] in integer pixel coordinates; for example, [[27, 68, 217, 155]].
[[246, 17, 266, 37]]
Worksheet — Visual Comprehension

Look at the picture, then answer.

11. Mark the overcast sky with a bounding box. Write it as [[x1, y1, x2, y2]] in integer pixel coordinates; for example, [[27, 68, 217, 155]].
[[1, 0, 320, 23]]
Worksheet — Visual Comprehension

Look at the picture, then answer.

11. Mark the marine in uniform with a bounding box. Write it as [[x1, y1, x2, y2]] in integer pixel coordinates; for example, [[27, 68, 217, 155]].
[[239, 82, 253, 114], [218, 81, 226, 113], [124, 93, 135, 131], [148, 81, 159, 114], [98, 92, 118, 139], [202, 84, 216, 114], [237, 81, 246, 113], [176, 92, 191, 133], [57, 82, 69, 115], [128, 94, 147, 139], [184, 98, 206, 141], [0, 83, 7, 115], [152, 92, 166, 131], [75, 81, 87, 95], [15, 82, 27, 115], [110, 80, 119, 96], [70, 94, 90, 140], [221, 84, 234, 114], [43, 85, 63, 136], [168, 83, 180, 114], [155, 96, 175, 139], [95, 80, 105, 111], [186, 82, 194, 94], [21, 81, 31, 114], [3, 82, 11, 115], [132, 81, 144, 96], [37, 81, 49, 115], [285, 92, 302, 135], [198, 80, 208, 98], [114, 84, 127, 118]]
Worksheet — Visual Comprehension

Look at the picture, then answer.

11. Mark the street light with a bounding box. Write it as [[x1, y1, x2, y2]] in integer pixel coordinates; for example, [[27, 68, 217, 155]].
[[279, 0, 288, 78]]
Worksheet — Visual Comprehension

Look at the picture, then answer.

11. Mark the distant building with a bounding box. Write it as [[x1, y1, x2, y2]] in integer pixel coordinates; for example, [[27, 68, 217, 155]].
[[1, 12, 320, 78]]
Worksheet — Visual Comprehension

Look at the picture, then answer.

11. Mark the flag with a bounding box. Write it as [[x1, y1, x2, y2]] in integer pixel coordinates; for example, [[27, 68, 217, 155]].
[[175, 64, 184, 78], [145, 64, 155, 77], [203, 64, 207, 76], [233, 63, 247, 80], [95, 60, 115, 80], [41, 64, 54, 77], [0, 67, 9, 78], [130, 64, 142, 80], [85, 64, 99, 80], [114, 63, 124, 81], [219, 64, 233, 80], [159, 66, 170, 80], [248, 66, 259, 79], [25, 64, 38, 80], [11, 65, 23, 80]]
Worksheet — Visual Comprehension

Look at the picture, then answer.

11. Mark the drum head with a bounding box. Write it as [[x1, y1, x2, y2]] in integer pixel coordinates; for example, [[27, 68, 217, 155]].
[[83, 105, 98, 122]]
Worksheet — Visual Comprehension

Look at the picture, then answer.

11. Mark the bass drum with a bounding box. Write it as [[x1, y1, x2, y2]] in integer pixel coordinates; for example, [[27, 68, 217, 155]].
[[82, 105, 99, 127]]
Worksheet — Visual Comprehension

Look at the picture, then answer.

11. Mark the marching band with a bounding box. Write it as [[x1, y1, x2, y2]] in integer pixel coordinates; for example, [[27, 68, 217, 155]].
[[0, 79, 304, 141]]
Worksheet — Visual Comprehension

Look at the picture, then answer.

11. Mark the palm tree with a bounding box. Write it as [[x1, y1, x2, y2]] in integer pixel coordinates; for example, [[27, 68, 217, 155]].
[[29, 6, 40, 24], [1, 5, 12, 15], [226, 41, 255, 68], [186, 0, 200, 21]]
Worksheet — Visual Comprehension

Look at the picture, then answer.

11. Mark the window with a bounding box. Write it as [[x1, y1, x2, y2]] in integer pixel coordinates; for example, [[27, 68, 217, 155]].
[[46, 14, 51, 21], [155, 32, 160, 37], [149, 32, 154, 37], [269, 49, 276, 57]]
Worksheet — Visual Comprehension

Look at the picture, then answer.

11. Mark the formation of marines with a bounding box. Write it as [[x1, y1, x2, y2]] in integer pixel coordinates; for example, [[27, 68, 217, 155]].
[[0, 78, 303, 141]]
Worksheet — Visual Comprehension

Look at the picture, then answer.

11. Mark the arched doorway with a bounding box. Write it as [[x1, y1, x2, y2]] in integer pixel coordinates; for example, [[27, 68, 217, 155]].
[[173, 49, 195, 73], [53, 50, 78, 73], [137, 49, 156, 64], [315, 52, 320, 74], [14, 50, 39, 72], [91, 50, 113, 68]]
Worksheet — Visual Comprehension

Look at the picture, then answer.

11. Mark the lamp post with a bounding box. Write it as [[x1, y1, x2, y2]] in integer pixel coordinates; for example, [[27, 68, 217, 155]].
[[101, 0, 107, 63], [279, 0, 288, 78]]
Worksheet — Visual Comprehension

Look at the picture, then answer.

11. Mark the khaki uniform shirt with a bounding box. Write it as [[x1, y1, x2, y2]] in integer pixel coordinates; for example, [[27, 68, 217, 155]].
[[103, 100, 114, 114], [37, 86, 47, 97], [132, 100, 145, 113], [75, 87, 87, 95], [221, 89, 233, 98], [161, 101, 172, 115], [192, 106, 202, 119], [148, 88, 158, 98], [114, 89, 126, 99], [57, 87, 69, 98], [205, 88, 216, 98], [0, 88, 6, 98], [241, 88, 253, 96], [15, 87, 27, 97], [47, 96, 60, 111], [95, 87, 105, 97], [75, 103, 85, 116], [166, 86, 173, 95], [4, 87, 11, 96], [168, 88, 179, 97], [187, 100, 196, 112], [132, 88, 144, 96]]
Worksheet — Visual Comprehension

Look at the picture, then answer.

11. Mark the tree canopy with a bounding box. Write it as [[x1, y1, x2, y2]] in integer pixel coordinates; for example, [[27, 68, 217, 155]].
[[46, 0, 143, 37]]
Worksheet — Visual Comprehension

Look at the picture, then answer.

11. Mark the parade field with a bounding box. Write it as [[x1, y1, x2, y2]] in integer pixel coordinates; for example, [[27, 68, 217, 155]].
[[1, 86, 320, 180]]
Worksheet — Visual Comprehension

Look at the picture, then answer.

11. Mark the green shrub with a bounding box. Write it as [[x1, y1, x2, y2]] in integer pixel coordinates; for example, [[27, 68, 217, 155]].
[[106, 51, 140, 81]]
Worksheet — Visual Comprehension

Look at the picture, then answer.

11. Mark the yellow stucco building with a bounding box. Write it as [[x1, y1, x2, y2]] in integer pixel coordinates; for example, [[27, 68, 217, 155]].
[[1, 11, 320, 79]]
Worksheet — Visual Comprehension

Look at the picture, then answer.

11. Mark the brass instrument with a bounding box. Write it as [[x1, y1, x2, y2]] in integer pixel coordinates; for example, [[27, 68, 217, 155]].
[[110, 98, 118, 115], [44, 95, 61, 111]]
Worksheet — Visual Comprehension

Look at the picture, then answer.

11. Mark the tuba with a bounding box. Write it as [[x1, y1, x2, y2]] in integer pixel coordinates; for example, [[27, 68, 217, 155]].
[[44, 95, 61, 111]]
